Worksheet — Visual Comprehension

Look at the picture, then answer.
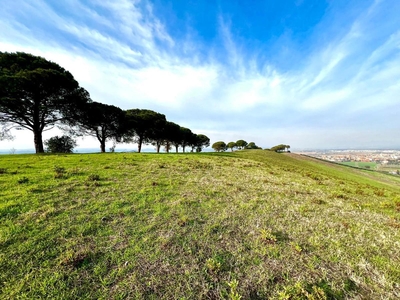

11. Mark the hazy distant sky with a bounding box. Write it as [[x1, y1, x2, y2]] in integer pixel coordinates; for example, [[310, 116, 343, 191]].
[[1, 0, 400, 151]]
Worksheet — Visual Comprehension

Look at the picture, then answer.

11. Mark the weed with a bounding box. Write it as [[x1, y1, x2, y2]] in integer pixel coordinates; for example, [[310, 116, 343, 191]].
[[291, 242, 303, 254], [69, 167, 82, 176], [276, 281, 327, 300], [330, 191, 349, 200], [386, 218, 400, 228], [205, 257, 222, 274], [374, 189, 385, 197], [177, 216, 189, 227], [311, 198, 326, 205], [265, 244, 281, 259], [17, 176, 29, 184], [209, 224, 223, 234], [227, 279, 242, 300], [87, 174, 100, 181], [260, 228, 278, 244], [355, 188, 366, 195], [305, 172, 324, 181], [54, 165, 66, 179]]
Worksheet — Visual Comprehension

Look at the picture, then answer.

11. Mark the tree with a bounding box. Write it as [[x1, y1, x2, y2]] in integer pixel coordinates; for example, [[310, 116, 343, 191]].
[[227, 142, 236, 152], [150, 117, 168, 153], [179, 127, 193, 153], [271, 144, 289, 152], [0, 52, 91, 153], [163, 121, 181, 153], [169, 124, 183, 153], [45, 135, 76, 153], [124, 109, 166, 153], [236, 140, 248, 150], [163, 143, 172, 153], [246, 142, 259, 149], [194, 134, 210, 152], [73, 101, 125, 153], [212, 141, 226, 152], [167, 126, 194, 153]]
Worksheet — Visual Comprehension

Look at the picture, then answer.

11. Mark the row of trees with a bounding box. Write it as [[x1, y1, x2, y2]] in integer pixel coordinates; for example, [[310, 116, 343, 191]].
[[211, 140, 262, 152], [269, 144, 291, 152], [0, 52, 210, 153], [72, 105, 210, 153]]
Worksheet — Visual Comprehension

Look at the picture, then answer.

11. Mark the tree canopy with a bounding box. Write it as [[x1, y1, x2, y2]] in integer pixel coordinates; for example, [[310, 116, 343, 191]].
[[227, 142, 237, 151], [270, 144, 290, 152], [179, 127, 193, 153], [163, 121, 181, 153], [73, 101, 125, 152], [213, 140, 263, 152], [236, 140, 248, 150], [212, 141, 227, 152], [124, 109, 167, 153], [246, 142, 261, 149], [194, 134, 210, 152], [0, 52, 91, 153]]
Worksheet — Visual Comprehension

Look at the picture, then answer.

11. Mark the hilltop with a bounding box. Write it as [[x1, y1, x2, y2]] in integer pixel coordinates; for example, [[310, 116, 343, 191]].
[[0, 150, 399, 299]]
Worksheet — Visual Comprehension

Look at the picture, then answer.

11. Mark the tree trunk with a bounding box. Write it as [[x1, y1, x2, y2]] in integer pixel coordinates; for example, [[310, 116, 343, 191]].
[[166, 141, 170, 153], [33, 129, 44, 153], [175, 145, 179, 153], [156, 144, 160, 153], [100, 141, 106, 153], [33, 101, 44, 153], [138, 136, 142, 153], [182, 145, 186, 153], [97, 132, 106, 153]]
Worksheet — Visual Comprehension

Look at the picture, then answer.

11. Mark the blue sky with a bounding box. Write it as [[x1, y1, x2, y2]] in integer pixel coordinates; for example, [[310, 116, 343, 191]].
[[1, 0, 400, 151]]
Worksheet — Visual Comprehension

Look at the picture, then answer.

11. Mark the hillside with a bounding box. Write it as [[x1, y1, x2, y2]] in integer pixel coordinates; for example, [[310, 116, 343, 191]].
[[0, 150, 399, 299]]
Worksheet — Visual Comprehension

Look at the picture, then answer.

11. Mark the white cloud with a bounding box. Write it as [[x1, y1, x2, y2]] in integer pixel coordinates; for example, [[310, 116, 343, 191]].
[[1, 0, 400, 150]]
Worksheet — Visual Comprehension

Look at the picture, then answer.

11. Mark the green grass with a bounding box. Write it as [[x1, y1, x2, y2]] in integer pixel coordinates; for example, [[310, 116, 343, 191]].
[[340, 161, 377, 170], [1, 150, 399, 299], [339, 161, 400, 174]]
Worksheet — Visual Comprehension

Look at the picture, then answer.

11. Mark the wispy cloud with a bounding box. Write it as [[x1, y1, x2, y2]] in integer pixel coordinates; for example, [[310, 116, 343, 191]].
[[1, 0, 399, 149]]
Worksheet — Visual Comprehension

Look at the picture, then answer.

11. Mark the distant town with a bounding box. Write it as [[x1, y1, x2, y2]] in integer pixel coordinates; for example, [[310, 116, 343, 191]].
[[297, 150, 400, 175]]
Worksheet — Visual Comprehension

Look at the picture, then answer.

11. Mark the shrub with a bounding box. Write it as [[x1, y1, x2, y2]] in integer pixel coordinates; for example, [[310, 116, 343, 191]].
[[45, 135, 76, 153]]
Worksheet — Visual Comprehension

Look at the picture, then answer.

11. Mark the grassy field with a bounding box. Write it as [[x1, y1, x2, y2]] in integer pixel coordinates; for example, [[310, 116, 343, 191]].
[[340, 161, 377, 170], [1, 150, 399, 299], [339, 161, 400, 175], [378, 164, 400, 174]]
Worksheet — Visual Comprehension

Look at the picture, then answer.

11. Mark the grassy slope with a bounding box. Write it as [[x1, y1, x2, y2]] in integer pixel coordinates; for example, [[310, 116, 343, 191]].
[[0, 150, 399, 299]]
